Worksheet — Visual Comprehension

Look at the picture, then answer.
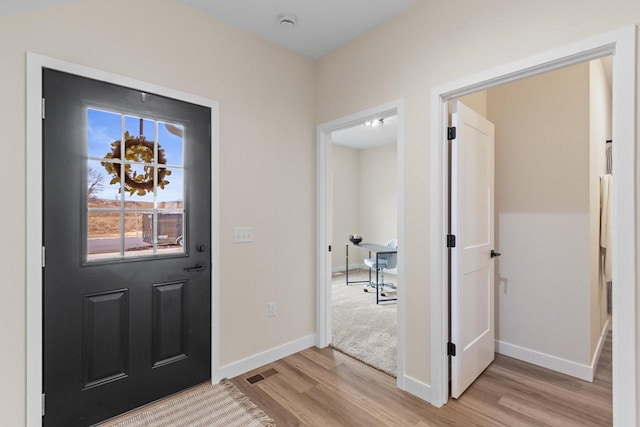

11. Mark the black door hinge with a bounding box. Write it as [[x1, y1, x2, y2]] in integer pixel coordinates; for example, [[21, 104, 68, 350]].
[[328, 245, 332, 252], [447, 342, 457, 357], [448, 126, 456, 140], [447, 234, 456, 248]]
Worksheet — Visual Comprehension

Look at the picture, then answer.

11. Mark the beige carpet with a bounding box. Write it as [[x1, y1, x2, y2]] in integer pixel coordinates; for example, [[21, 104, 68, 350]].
[[100, 381, 275, 427], [331, 270, 397, 377]]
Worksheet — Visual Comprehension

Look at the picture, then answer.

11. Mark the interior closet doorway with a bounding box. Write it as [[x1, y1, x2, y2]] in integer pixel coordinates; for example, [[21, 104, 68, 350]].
[[446, 56, 614, 411], [316, 100, 406, 388], [429, 26, 635, 425]]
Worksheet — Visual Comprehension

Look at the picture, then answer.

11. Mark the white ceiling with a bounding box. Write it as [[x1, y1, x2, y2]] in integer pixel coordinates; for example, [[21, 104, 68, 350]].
[[0, 0, 76, 16], [331, 115, 398, 150], [3, 1, 420, 60], [179, 0, 420, 60]]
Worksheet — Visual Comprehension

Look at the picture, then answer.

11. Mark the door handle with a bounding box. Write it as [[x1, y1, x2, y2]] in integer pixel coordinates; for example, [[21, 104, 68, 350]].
[[490, 250, 501, 258], [184, 263, 206, 273]]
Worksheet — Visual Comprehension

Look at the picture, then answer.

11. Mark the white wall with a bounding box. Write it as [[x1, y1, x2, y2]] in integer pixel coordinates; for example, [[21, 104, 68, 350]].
[[358, 143, 398, 246], [332, 142, 398, 269], [331, 144, 360, 269], [487, 63, 591, 366], [316, 0, 640, 394], [0, 1, 315, 424], [457, 92, 488, 118]]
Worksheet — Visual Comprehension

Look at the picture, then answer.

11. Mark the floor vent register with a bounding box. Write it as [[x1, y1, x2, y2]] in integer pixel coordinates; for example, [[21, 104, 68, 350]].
[[246, 368, 279, 385]]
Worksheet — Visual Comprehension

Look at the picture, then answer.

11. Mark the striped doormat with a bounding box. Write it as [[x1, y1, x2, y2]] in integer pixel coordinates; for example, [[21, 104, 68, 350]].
[[101, 381, 276, 427]]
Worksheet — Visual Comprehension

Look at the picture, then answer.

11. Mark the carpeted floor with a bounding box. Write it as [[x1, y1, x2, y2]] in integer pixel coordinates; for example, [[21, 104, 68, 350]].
[[100, 381, 275, 427], [331, 269, 397, 377]]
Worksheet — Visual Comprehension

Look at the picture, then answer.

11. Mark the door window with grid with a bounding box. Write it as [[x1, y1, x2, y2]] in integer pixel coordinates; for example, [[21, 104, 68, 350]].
[[86, 108, 185, 261]]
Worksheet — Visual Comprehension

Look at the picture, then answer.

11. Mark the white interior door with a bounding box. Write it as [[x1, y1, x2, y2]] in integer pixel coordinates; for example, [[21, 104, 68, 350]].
[[450, 101, 496, 398]]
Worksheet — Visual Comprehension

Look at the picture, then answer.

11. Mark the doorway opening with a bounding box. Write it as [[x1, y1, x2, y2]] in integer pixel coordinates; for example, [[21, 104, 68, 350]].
[[330, 115, 399, 376], [429, 26, 636, 424], [316, 99, 406, 389], [445, 55, 614, 424]]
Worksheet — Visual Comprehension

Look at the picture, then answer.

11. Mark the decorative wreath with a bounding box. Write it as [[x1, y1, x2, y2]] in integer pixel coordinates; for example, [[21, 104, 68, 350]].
[[101, 131, 171, 196]]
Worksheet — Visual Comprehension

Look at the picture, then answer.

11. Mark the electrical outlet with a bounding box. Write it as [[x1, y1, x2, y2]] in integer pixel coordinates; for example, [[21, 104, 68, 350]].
[[268, 302, 277, 318], [234, 226, 253, 243]]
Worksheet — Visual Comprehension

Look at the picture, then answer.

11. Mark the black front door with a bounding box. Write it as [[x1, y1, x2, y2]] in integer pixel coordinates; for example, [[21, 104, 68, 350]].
[[43, 69, 212, 426]]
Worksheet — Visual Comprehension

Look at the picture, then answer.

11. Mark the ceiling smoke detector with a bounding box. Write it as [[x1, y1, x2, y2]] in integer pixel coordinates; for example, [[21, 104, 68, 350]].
[[278, 13, 297, 29]]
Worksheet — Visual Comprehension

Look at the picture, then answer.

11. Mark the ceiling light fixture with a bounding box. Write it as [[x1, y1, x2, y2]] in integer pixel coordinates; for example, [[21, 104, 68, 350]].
[[278, 13, 297, 29], [364, 119, 384, 127]]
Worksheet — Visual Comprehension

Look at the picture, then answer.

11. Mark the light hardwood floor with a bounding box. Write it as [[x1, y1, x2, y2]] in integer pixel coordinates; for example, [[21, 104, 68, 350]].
[[232, 332, 612, 426]]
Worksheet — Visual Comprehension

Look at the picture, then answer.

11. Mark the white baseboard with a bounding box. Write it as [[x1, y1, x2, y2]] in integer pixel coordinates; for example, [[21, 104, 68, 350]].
[[403, 375, 433, 405], [495, 340, 592, 381], [218, 334, 315, 380], [332, 264, 366, 273], [589, 319, 611, 381]]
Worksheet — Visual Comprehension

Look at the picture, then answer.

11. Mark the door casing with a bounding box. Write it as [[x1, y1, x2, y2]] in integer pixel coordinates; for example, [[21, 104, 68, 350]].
[[316, 99, 406, 390], [26, 53, 220, 426], [429, 25, 637, 425]]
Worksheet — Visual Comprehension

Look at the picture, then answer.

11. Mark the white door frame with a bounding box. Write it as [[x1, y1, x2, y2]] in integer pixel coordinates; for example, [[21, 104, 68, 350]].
[[316, 99, 406, 389], [25, 53, 221, 427], [429, 25, 637, 425]]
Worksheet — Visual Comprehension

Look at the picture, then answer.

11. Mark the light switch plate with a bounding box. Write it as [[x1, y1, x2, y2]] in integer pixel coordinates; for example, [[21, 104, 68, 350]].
[[234, 226, 253, 243]]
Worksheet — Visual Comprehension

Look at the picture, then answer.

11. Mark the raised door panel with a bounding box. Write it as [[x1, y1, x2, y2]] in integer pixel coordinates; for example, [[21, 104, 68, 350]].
[[152, 282, 188, 367], [83, 290, 129, 388]]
